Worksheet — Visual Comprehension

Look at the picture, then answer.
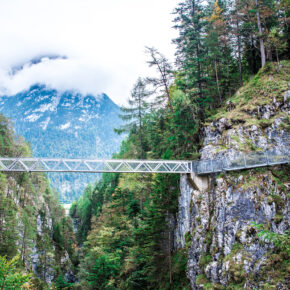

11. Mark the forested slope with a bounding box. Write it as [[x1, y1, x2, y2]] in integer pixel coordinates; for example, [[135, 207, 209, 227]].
[[0, 114, 77, 289], [71, 0, 290, 288], [71, 61, 289, 290]]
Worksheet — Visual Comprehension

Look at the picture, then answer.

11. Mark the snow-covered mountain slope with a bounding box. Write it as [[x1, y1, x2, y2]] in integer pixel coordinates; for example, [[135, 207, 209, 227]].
[[0, 84, 124, 202]]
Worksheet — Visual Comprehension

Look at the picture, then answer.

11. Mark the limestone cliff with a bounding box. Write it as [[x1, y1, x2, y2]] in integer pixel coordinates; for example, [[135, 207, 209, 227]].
[[0, 171, 77, 286], [0, 114, 77, 287], [174, 62, 289, 289]]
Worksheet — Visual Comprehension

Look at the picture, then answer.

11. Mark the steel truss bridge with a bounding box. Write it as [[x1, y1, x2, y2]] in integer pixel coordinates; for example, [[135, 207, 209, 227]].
[[0, 150, 288, 175]]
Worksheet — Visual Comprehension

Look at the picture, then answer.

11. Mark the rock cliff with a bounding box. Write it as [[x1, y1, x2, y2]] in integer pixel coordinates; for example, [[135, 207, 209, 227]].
[[174, 62, 289, 289], [0, 171, 76, 286]]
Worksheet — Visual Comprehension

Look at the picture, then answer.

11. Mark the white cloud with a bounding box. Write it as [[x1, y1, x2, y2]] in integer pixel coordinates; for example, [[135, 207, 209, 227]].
[[60, 122, 71, 130], [0, 57, 111, 96], [0, 0, 179, 105]]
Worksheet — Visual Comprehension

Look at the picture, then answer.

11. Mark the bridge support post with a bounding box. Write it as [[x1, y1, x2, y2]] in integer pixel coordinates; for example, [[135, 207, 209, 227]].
[[185, 172, 210, 192]]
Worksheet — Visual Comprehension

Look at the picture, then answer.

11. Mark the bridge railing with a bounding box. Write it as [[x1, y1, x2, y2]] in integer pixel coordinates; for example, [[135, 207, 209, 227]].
[[193, 150, 289, 175], [0, 158, 192, 174], [0, 150, 288, 174]]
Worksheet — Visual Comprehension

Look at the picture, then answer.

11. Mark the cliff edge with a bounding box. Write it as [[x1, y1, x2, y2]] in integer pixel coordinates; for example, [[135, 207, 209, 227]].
[[175, 61, 290, 289]]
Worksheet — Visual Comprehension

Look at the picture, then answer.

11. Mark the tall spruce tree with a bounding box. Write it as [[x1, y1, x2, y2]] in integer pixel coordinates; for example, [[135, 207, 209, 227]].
[[230, 0, 244, 86], [205, 0, 228, 103], [173, 0, 211, 117], [116, 78, 150, 159]]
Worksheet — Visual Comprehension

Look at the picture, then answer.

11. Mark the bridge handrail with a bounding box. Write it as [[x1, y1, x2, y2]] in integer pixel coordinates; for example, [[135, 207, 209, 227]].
[[0, 158, 192, 174], [193, 150, 289, 174], [0, 150, 289, 174]]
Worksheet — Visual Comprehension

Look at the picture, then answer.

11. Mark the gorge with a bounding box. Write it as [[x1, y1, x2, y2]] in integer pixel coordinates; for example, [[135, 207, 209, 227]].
[[0, 0, 289, 289]]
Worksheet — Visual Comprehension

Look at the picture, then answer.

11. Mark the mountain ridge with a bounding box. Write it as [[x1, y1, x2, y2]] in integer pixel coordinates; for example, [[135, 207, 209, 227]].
[[0, 84, 124, 202]]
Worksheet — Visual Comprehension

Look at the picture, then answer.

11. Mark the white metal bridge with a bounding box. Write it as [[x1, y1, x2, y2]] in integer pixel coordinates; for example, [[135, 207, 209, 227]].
[[0, 158, 192, 174], [0, 150, 288, 175]]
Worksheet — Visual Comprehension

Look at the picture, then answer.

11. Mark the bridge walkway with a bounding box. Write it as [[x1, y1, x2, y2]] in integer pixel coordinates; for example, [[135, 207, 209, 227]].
[[0, 150, 288, 175]]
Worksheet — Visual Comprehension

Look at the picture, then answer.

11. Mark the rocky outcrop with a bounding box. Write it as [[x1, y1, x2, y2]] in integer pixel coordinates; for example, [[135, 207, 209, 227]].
[[1, 172, 76, 285], [184, 170, 289, 289], [174, 174, 193, 249], [174, 92, 289, 288]]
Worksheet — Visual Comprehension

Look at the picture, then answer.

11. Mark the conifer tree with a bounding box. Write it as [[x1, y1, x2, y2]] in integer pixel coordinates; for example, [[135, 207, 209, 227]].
[[205, 0, 228, 103], [173, 0, 209, 116], [116, 78, 150, 159], [145, 47, 174, 113], [0, 255, 32, 289], [255, 0, 267, 66], [230, 0, 244, 86]]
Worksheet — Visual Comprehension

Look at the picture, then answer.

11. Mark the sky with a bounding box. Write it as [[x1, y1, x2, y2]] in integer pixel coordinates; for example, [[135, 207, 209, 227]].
[[0, 0, 179, 105]]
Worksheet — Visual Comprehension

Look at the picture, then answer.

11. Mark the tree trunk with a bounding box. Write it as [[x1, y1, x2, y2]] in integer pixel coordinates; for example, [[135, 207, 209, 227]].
[[214, 56, 222, 104], [267, 47, 273, 61], [192, 0, 204, 118], [140, 190, 143, 214], [167, 210, 172, 285], [255, 0, 266, 67], [151, 52, 174, 114], [226, 58, 232, 97], [43, 254, 46, 281], [159, 68, 174, 114], [250, 34, 258, 74], [21, 226, 26, 263], [236, 12, 243, 86], [138, 97, 143, 159], [196, 43, 204, 104]]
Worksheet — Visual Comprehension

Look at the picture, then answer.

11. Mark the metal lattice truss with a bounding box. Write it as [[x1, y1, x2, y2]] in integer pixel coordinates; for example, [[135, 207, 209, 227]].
[[0, 158, 192, 174], [0, 150, 288, 175]]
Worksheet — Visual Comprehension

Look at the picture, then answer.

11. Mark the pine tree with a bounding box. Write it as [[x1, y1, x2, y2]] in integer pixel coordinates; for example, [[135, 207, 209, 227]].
[[145, 47, 174, 113], [116, 78, 150, 159], [230, 0, 244, 86], [265, 27, 287, 64], [205, 0, 229, 103], [0, 255, 32, 289], [241, 0, 277, 67], [173, 0, 210, 117]]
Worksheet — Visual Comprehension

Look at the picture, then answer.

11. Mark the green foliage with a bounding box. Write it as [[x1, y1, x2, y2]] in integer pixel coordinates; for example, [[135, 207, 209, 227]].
[[0, 114, 77, 287], [0, 255, 32, 289], [87, 253, 121, 289], [161, 249, 190, 290], [209, 61, 290, 127], [0, 174, 18, 258], [71, 174, 120, 245], [252, 222, 290, 254], [199, 254, 212, 268], [74, 167, 182, 288], [69, 0, 289, 288], [196, 274, 210, 286], [54, 273, 72, 290], [53, 223, 65, 250], [116, 78, 150, 159]]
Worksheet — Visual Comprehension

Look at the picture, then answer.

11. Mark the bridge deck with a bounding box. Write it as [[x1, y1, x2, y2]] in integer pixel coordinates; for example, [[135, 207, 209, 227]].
[[193, 151, 289, 175], [0, 158, 192, 174], [0, 151, 288, 174]]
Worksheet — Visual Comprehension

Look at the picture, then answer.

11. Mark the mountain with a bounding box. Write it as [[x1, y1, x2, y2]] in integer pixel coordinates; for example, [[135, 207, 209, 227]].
[[0, 84, 124, 202]]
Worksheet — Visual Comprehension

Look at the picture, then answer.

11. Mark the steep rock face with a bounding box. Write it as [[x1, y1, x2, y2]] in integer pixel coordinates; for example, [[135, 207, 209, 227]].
[[174, 66, 289, 289], [185, 169, 289, 289], [174, 174, 193, 249], [0, 172, 76, 285]]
